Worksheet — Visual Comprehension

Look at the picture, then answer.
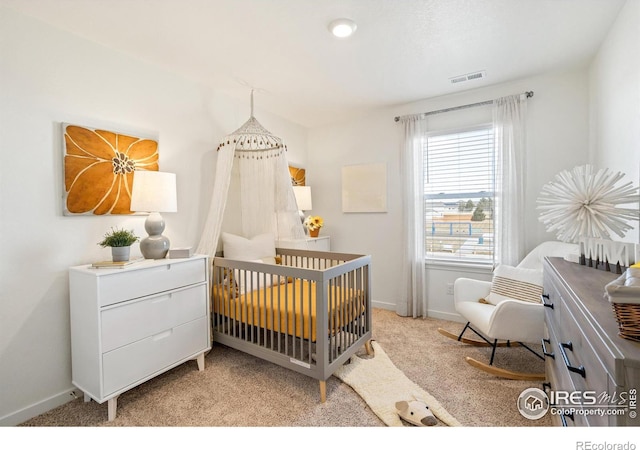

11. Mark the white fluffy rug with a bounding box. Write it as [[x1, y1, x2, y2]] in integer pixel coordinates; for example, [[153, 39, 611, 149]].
[[333, 341, 462, 427]]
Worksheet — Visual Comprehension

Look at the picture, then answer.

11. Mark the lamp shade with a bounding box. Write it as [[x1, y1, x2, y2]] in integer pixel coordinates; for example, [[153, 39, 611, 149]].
[[293, 186, 312, 211], [130, 171, 177, 213]]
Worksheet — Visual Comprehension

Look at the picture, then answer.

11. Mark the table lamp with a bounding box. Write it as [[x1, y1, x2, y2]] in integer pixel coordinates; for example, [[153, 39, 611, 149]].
[[130, 171, 177, 259]]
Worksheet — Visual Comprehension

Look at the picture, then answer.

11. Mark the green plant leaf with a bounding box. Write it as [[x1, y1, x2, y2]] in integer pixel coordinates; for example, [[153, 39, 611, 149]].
[[98, 227, 139, 247]]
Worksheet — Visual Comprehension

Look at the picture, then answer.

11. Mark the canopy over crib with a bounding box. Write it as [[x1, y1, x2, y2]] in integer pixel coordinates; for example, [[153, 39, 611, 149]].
[[196, 92, 306, 258]]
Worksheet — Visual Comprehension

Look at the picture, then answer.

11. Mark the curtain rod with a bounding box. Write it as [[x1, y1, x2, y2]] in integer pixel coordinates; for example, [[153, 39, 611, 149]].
[[393, 91, 534, 122]]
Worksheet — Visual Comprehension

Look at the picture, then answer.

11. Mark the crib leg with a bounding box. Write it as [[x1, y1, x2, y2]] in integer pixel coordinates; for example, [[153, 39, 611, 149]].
[[364, 340, 374, 356], [319, 380, 326, 403]]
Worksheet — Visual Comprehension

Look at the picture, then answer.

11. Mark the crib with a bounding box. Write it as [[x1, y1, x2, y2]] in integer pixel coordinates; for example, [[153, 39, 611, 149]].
[[211, 247, 372, 402]]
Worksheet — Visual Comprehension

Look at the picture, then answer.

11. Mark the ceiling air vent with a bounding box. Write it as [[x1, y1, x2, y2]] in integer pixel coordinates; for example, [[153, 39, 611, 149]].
[[450, 70, 486, 84]]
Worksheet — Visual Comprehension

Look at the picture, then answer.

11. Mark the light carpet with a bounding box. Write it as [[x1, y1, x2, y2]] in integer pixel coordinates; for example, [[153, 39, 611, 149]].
[[334, 340, 462, 427], [20, 309, 550, 427]]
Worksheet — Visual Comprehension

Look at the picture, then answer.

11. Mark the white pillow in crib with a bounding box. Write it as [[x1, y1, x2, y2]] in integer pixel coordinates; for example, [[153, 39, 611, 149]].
[[221, 232, 284, 293], [222, 232, 276, 261]]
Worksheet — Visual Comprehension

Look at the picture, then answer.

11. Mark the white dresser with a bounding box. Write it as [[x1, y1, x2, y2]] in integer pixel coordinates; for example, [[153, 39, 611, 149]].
[[69, 255, 211, 421], [277, 236, 330, 251]]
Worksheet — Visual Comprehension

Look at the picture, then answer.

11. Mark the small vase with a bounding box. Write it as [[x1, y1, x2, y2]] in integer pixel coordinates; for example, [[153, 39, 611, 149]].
[[111, 246, 131, 262], [309, 228, 320, 238]]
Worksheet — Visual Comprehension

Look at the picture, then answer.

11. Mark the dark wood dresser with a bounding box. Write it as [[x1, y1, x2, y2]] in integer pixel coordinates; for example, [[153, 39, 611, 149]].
[[543, 257, 640, 426]]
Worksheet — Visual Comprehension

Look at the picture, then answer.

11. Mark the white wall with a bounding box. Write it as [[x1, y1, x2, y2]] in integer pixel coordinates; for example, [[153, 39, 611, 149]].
[[0, 8, 306, 425], [589, 0, 640, 245], [308, 69, 591, 320]]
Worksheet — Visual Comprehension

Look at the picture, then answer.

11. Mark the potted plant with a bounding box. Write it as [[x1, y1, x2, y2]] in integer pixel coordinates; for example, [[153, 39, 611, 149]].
[[98, 227, 139, 262], [303, 215, 324, 237]]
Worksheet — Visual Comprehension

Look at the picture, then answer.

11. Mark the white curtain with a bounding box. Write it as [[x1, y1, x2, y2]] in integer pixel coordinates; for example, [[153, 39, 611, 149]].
[[196, 146, 305, 259], [397, 115, 428, 318], [195, 145, 235, 258], [238, 148, 305, 241], [493, 94, 528, 266]]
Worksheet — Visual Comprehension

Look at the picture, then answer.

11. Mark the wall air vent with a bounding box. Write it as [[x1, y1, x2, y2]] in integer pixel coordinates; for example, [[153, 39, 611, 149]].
[[450, 76, 468, 84], [449, 70, 486, 84]]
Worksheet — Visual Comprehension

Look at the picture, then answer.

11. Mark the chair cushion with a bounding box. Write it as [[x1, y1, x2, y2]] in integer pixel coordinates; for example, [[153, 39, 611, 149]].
[[484, 264, 543, 305]]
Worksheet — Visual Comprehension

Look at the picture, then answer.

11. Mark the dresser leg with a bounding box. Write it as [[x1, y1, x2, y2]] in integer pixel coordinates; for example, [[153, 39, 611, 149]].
[[107, 396, 118, 421], [196, 352, 205, 371], [83, 392, 91, 403]]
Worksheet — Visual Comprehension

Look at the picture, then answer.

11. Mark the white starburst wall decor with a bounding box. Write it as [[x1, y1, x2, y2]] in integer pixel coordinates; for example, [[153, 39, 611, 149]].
[[537, 165, 639, 243]]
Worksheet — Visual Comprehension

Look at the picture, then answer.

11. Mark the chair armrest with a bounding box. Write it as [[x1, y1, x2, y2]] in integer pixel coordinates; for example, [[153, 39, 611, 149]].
[[454, 278, 492, 308]]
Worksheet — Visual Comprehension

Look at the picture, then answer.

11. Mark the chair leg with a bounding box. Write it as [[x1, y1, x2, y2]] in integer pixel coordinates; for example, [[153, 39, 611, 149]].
[[448, 324, 546, 380], [466, 324, 494, 346], [489, 339, 498, 365], [457, 322, 471, 341], [519, 342, 545, 361]]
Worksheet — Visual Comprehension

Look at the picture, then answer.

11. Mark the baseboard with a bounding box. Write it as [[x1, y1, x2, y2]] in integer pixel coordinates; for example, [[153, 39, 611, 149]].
[[371, 300, 395, 311], [0, 387, 81, 426], [427, 309, 465, 323], [372, 302, 464, 323]]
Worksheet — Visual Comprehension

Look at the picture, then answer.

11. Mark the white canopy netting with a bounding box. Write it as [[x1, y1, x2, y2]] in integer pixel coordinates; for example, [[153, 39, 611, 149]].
[[196, 98, 306, 258]]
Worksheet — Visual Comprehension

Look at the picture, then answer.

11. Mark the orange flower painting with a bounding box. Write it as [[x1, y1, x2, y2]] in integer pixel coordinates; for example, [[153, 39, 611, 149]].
[[63, 124, 159, 215], [289, 165, 306, 186]]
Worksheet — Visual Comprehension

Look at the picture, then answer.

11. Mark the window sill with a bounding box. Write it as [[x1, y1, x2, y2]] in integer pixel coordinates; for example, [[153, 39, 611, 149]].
[[424, 259, 494, 274]]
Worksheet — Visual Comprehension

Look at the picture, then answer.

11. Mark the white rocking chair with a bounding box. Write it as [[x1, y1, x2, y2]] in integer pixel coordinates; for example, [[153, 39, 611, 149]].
[[438, 241, 579, 380]]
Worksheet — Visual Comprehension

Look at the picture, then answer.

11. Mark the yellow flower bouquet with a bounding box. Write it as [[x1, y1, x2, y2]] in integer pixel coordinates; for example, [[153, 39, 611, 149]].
[[304, 215, 324, 236]]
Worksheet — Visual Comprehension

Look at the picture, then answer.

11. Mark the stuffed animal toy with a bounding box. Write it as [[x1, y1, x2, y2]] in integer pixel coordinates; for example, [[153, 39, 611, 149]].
[[395, 400, 437, 426]]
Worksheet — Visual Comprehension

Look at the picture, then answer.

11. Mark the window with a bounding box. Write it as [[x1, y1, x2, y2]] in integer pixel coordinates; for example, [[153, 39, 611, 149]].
[[424, 125, 495, 265]]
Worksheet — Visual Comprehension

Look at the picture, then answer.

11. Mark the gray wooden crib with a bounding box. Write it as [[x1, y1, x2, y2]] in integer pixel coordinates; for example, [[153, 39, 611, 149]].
[[211, 248, 372, 402]]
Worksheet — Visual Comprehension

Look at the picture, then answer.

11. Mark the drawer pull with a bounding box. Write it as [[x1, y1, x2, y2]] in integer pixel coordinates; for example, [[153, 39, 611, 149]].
[[152, 329, 173, 341], [559, 341, 586, 378], [560, 411, 574, 427], [152, 294, 172, 304], [146, 264, 172, 274], [541, 338, 554, 359], [542, 382, 551, 395], [541, 294, 554, 309]]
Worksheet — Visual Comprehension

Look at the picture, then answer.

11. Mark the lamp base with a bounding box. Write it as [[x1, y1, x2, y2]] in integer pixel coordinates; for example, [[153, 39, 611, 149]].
[[140, 235, 170, 259], [140, 212, 170, 259]]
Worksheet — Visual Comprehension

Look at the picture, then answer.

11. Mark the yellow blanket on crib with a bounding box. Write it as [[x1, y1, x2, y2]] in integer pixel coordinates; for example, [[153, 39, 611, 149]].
[[212, 279, 365, 342]]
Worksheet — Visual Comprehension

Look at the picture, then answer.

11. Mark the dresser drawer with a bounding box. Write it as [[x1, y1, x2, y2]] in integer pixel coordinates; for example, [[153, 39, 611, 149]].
[[102, 316, 208, 396], [99, 258, 207, 306], [543, 274, 567, 332], [544, 327, 575, 394], [556, 302, 609, 396], [101, 283, 207, 353], [544, 329, 589, 426]]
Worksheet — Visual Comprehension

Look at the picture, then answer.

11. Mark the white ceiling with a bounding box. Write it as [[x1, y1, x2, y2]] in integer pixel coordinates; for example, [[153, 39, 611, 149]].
[[1, 0, 627, 127]]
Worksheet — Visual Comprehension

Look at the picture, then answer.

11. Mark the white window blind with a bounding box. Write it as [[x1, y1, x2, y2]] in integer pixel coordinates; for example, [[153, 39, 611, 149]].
[[424, 126, 495, 265]]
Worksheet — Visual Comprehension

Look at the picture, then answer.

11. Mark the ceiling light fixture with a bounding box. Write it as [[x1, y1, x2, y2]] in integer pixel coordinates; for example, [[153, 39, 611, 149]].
[[328, 18, 357, 38]]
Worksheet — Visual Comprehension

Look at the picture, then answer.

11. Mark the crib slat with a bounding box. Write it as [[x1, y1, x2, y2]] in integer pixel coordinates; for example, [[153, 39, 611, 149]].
[[307, 275, 312, 365]]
